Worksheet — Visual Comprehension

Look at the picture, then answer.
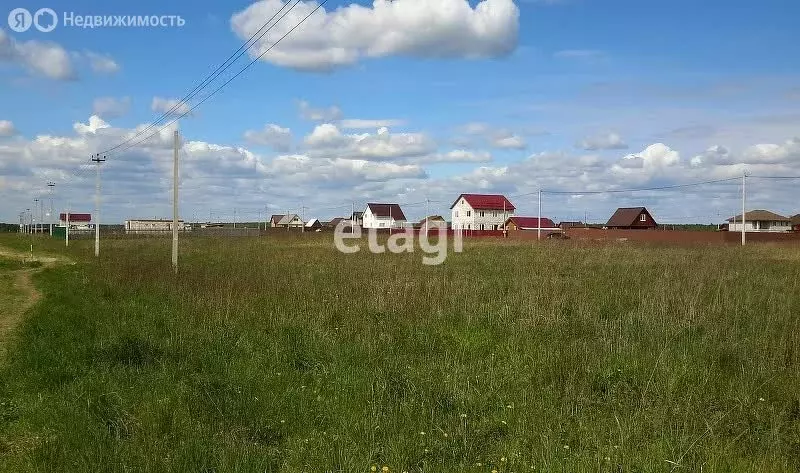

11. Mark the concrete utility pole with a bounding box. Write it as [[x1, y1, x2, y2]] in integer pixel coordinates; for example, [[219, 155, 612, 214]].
[[66, 202, 70, 247], [741, 172, 746, 247], [233, 208, 237, 229], [92, 154, 106, 258], [47, 181, 55, 235], [425, 198, 429, 234], [172, 129, 180, 273], [301, 203, 307, 233], [537, 189, 542, 241], [33, 199, 40, 234]]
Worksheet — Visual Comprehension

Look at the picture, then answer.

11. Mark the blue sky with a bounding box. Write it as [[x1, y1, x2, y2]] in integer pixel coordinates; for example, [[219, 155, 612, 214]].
[[2, 0, 800, 224]]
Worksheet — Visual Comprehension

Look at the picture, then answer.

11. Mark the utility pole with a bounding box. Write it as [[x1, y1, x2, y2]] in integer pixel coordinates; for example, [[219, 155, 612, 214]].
[[233, 208, 237, 229], [172, 129, 180, 273], [66, 202, 70, 247], [47, 181, 55, 236], [301, 203, 306, 233], [425, 198, 430, 234], [92, 154, 106, 258], [286, 209, 290, 232], [741, 172, 746, 247], [33, 199, 40, 234], [537, 189, 542, 241], [264, 205, 268, 231]]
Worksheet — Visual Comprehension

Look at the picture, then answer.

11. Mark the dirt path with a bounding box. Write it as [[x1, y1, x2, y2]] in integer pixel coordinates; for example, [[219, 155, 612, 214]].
[[0, 245, 66, 359]]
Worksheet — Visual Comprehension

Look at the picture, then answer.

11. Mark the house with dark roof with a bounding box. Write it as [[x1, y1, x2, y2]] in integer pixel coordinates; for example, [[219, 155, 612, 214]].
[[605, 207, 657, 230], [270, 214, 304, 228], [792, 214, 800, 232], [327, 217, 346, 229], [351, 211, 364, 226], [726, 210, 792, 233], [450, 194, 515, 231], [59, 213, 92, 230], [505, 217, 559, 232], [362, 203, 407, 229]]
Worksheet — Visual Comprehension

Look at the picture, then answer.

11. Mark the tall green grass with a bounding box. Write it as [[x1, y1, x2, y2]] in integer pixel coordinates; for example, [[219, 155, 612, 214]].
[[0, 234, 799, 471]]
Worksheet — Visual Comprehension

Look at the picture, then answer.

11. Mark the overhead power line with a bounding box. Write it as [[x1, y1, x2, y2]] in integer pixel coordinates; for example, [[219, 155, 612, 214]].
[[99, 0, 302, 156], [107, 0, 330, 159]]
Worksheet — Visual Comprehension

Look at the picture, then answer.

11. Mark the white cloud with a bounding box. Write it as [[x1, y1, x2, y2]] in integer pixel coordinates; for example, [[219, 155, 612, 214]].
[[411, 149, 493, 164], [73, 115, 111, 135], [231, 0, 519, 71], [578, 132, 628, 151], [92, 97, 131, 119], [458, 122, 528, 150], [151, 97, 193, 117], [298, 100, 343, 121], [492, 133, 527, 150], [0, 120, 16, 137], [85, 52, 120, 74], [0, 28, 74, 80], [244, 124, 293, 151], [304, 124, 436, 160], [340, 118, 405, 129]]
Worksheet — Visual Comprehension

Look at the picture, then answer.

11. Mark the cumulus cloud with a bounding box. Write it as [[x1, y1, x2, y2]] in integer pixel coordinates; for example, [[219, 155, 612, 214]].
[[231, 0, 520, 71], [304, 124, 436, 160], [492, 133, 527, 150], [243, 124, 293, 151], [298, 100, 342, 121], [0, 28, 74, 80], [578, 132, 628, 151], [340, 118, 405, 129], [73, 115, 111, 135], [85, 52, 120, 74], [411, 150, 493, 164], [92, 97, 131, 119], [151, 97, 193, 117], [613, 143, 680, 175], [458, 122, 527, 150], [0, 120, 16, 137]]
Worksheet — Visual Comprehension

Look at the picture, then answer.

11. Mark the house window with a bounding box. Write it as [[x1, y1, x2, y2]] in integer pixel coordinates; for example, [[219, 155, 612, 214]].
[[455, 211, 459, 218], [493, 211, 497, 217], [640, 214, 646, 222], [480, 211, 485, 217], [467, 211, 471, 217]]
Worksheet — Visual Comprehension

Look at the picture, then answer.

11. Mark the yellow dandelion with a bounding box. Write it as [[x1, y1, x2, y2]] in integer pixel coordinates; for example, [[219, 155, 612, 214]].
[[382, 467, 389, 472], [501, 457, 507, 462], [371, 466, 377, 472]]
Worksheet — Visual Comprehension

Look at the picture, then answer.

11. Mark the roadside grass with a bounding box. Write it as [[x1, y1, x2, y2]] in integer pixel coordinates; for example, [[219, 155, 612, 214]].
[[0, 234, 799, 471]]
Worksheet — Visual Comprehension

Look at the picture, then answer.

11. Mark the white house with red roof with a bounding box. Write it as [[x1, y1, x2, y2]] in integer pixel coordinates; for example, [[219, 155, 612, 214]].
[[362, 203, 407, 229], [450, 194, 515, 231]]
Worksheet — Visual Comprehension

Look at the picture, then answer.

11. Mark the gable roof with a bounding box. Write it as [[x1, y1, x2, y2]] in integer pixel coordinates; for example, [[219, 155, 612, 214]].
[[606, 207, 654, 227], [366, 203, 406, 221], [327, 217, 346, 227], [418, 215, 445, 224], [60, 213, 91, 222], [727, 210, 790, 222], [792, 214, 800, 225], [305, 219, 321, 227], [351, 211, 364, 220], [451, 193, 516, 211], [505, 216, 557, 229], [272, 214, 301, 225]]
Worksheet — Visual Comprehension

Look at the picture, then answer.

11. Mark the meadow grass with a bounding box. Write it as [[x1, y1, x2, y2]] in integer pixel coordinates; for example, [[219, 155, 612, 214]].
[[0, 233, 799, 472]]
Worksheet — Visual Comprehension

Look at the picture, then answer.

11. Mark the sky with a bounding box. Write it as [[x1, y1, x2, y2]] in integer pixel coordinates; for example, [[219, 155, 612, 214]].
[[1, 0, 800, 225]]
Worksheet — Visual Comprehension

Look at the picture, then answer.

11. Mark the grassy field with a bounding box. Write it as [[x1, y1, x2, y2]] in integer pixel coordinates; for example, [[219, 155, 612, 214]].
[[0, 233, 799, 472]]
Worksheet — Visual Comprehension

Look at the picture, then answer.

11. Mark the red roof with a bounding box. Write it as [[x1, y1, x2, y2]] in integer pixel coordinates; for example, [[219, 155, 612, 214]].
[[366, 203, 406, 221], [451, 193, 515, 211], [59, 213, 91, 222], [506, 216, 557, 229]]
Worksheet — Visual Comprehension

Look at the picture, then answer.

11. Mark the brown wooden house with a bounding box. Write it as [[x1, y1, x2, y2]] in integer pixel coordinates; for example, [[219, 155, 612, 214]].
[[605, 207, 658, 230]]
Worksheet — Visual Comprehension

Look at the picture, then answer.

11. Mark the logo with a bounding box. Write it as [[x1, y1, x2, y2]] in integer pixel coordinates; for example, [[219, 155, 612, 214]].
[[34, 8, 57, 32], [7, 7, 31, 32], [7, 7, 58, 32]]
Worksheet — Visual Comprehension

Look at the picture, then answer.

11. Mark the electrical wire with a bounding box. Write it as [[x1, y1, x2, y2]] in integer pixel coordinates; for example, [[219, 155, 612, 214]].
[[107, 0, 329, 159], [99, 0, 301, 155]]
